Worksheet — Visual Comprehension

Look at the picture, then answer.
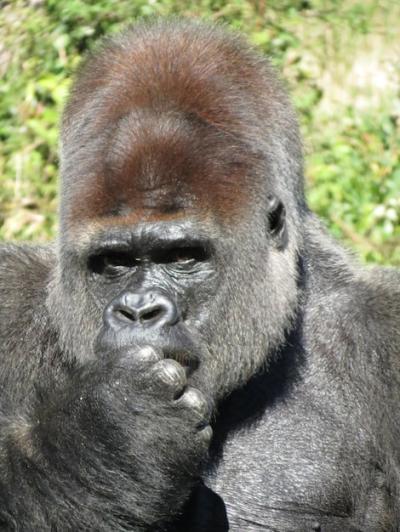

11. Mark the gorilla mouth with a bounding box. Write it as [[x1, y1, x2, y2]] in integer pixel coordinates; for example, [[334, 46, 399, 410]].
[[97, 322, 202, 375], [143, 325, 202, 375]]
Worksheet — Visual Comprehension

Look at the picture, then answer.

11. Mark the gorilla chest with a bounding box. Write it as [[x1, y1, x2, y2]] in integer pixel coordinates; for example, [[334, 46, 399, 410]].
[[203, 406, 378, 531]]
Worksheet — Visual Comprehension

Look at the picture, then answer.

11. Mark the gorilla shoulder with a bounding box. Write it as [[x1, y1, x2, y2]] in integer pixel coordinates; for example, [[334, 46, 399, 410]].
[[359, 265, 400, 359], [0, 245, 55, 338]]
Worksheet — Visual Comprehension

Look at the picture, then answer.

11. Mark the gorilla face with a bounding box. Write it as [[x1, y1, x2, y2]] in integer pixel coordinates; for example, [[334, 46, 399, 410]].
[[88, 220, 219, 374], [49, 20, 303, 400]]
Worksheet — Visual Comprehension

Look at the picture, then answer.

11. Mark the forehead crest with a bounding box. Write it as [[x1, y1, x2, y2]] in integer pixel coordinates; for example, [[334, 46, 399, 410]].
[[60, 19, 302, 230]]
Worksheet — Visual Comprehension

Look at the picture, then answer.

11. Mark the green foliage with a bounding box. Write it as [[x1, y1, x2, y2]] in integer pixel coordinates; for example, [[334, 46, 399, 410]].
[[0, 0, 399, 264], [307, 112, 400, 265]]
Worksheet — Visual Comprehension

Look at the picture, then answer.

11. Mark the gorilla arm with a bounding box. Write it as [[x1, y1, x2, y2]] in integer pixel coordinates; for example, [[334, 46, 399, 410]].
[[0, 244, 210, 531]]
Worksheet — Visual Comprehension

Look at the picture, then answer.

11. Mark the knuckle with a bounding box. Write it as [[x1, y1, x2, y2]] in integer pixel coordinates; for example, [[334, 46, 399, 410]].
[[136, 345, 163, 363], [198, 425, 213, 443], [152, 359, 187, 388], [116, 345, 162, 369], [177, 387, 210, 420]]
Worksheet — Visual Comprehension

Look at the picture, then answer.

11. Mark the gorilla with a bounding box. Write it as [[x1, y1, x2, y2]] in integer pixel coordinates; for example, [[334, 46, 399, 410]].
[[0, 18, 399, 532]]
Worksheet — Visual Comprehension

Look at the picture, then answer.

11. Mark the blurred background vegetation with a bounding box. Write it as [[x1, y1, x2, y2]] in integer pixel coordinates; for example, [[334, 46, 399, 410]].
[[0, 0, 399, 264]]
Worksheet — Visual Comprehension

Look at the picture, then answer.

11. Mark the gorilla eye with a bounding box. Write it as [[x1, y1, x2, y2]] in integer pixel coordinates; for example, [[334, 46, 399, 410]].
[[88, 251, 136, 276], [158, 246, 208, 266]]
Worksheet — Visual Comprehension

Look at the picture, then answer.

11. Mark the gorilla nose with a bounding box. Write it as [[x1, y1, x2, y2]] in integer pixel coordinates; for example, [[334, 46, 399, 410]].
[[104, 290, 180, 330]]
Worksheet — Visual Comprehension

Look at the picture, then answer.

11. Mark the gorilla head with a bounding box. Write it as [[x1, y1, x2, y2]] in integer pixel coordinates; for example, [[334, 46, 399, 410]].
[[49, 19, 306, 399]]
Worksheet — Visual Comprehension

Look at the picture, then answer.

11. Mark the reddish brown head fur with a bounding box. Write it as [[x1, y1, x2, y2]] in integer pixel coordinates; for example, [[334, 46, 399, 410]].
[[60, 19, 303, 232]]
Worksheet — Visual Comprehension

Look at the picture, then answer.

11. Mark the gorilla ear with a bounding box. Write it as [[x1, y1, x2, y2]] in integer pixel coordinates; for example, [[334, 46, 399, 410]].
[[266, 195, 287, 250]]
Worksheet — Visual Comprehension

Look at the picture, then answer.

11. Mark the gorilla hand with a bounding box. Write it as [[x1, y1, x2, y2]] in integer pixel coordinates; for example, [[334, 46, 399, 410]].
[[64, 341, 213, 530], [92, 342, 213, 451], [7, 323, 212, 531]]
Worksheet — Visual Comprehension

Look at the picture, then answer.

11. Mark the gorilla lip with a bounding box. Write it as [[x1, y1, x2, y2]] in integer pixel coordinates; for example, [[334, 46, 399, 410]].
[[98, 324, 201, 375]]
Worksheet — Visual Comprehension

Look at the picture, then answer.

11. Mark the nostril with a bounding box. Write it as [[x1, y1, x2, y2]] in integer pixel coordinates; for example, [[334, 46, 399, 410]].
[[113, 303, 166, 325], [139, 306, 164, 323], [114, 306, 138, 323]]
